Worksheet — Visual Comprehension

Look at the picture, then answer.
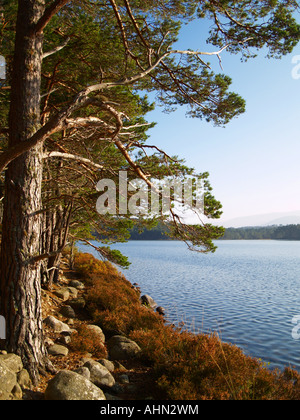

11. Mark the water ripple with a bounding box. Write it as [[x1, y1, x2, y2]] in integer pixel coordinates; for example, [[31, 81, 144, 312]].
[[78, 240, 300, 372]]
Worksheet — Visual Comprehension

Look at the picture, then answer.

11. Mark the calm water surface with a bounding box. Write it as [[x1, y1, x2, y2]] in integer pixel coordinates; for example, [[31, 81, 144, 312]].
[[78, 240, 300, 371]]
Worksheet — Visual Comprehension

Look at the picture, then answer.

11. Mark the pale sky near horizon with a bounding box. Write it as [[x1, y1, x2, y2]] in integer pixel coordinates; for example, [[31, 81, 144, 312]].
[[145, 17, 300, 224]]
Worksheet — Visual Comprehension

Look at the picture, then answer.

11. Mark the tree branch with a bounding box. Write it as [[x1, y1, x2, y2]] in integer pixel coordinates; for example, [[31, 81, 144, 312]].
[[0, 39, 250, 172], [109, 0, 132, 57], [40, 88, 59, 99], [130, 141, 177, 162], [33, 0, 71, 34], [42, 37, 70, 59], [123, 0, 150, 50], [0, 96, 95, 172], [43, 151, 103, 170], [26, 246, 69, 265]]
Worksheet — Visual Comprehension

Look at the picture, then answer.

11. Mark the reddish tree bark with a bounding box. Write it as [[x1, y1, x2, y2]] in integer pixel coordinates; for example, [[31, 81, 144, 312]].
[[0, 0, 49, 384]]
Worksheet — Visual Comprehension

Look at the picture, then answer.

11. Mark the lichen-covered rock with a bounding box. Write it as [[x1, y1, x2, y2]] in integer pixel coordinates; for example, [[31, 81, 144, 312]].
[[45, 370, 106, 400], [107, 335, 141, 361], [17, 369, 32, 390], [0, 353, 32, 399], [69, 280, 85, 290], [0, 360, 17, 400], [83, 360, 115, 388], [73, 366, 91, 380], [48, 344, 69, 357], [0, 353, 23, 374], [43, 315, 71, 334], [11, 383, 22, 399], [54, 288, 70, 301], [97, 359, 114, 372]]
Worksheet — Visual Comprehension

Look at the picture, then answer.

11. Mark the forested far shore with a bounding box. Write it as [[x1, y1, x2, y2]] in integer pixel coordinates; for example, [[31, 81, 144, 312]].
[[221, 224, 300, 240], [127, 224, 300, 241]]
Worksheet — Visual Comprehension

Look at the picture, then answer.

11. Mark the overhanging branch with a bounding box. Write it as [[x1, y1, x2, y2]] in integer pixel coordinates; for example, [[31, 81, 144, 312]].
[[0, 37, 251, 173], [43, 151, 104, 170], [42, 37, 70, 59]]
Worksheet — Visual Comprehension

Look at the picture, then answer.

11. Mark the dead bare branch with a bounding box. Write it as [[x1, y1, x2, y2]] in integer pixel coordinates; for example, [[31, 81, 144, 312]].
[[42, 37, 70, 59], [43, 151, 104, 170]]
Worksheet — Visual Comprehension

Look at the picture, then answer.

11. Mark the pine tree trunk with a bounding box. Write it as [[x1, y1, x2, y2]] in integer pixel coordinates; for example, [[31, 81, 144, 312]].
[[0, 0, 49, 384]]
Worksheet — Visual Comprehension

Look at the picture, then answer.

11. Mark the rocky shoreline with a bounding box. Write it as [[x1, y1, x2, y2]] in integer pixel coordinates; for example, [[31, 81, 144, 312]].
[[0, 265, 163, 400], [4, 253, 298, 400]]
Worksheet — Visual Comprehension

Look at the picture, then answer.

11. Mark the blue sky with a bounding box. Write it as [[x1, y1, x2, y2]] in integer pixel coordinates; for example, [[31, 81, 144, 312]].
[[145, 18, 300, 225]]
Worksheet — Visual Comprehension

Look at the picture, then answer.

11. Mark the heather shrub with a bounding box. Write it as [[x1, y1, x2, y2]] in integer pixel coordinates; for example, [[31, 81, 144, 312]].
[[74, 253, 120, 284], [70, 324, 108, 359], [92, 304, 163, 336], [130, 326, 300, 400], [74, 252, 163, 335]]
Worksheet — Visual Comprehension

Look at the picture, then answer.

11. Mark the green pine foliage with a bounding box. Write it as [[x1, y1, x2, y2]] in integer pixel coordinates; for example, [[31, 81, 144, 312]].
[[1, 0, 299, 263], [221, 224, 300, 240]]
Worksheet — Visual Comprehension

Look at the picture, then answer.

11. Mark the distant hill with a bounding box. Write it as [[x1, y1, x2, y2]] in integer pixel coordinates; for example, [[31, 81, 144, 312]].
[[266, 215, 300, 226], [222, 211, 300, 228]]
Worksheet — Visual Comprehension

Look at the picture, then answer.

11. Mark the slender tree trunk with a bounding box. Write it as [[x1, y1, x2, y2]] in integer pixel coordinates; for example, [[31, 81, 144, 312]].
[[46, 201, 72, 287], [0, 0, 49, 384], [68, 239, 76, 270]]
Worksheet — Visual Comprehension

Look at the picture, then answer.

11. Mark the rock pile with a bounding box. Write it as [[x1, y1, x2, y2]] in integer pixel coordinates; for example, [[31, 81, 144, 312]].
[[0, 352, 31, 400], [0, 273, 162, 400], [42, 316, 144, 400]]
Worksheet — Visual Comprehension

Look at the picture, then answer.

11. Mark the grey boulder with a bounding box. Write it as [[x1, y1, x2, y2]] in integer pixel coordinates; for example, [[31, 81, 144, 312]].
[[83, 360, 115, 388], [107, 335, 142, 361], [141, 294, 157, 310], [0, 353, 31, 400], [45, 370, 106, 400], [48, 344, 69, 357], [43, 315, 71, 334], [0, 360, 17, 400]]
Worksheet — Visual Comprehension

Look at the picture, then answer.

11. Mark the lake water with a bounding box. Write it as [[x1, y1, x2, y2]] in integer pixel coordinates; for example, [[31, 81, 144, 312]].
[[77, 240, 300, 372]]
